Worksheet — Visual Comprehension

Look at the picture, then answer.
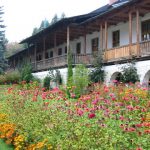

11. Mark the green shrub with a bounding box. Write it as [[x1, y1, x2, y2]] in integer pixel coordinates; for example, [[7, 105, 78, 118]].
[[73, 64, 90, 97], [5, 70, 21, 84], [120, 62, 139, 83], [0, 75, 6, 84], [20, 64, 34, 83], [43, 68, 62, 90], [43, 76, 51, 90], [89, 55, 105, 83], [0, 70, 21, 84]]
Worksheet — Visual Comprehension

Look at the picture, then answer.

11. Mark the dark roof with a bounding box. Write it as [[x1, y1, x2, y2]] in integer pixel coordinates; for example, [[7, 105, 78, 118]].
[[90, 4, 110, 14], [20, 0, 138, 45]]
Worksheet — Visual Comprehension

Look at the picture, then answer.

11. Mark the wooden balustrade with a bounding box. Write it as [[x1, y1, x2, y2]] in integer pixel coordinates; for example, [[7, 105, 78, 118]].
[[105, 41, 150, 61], [73, 53, 94, 64], [30, 40, 150, 71], [140, 40, 150, 55]]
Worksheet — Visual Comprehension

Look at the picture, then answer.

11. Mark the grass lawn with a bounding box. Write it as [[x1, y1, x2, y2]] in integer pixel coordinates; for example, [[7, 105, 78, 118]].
[[0, 139, 14, 150]]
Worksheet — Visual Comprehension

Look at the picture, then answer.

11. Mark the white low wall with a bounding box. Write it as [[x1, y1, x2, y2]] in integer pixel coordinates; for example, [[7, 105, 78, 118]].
[[33, 59, 150, 86], [104, 60, 150, 85]]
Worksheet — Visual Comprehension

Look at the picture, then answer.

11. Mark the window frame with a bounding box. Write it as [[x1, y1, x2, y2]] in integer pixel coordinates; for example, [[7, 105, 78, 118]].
[[91, 37, 99, 52], [112, 30, 120, 48]]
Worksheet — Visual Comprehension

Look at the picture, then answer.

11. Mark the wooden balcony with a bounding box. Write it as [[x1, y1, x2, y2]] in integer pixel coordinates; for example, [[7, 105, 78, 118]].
[[105, 40, 150, 61], [31, 54, 95, 71], [30, 40, 150, 72]]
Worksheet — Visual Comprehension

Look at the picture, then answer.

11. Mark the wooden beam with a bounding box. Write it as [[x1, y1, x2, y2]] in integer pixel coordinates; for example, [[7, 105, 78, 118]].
[[100, 24, 103, 51], [54, 33, 57, 57], [136, 9, 140, 57], [129, 11, 132, 55], [104, 21, 108, 61], [84, 27, 86, 54], [34, 43, 37, 70]]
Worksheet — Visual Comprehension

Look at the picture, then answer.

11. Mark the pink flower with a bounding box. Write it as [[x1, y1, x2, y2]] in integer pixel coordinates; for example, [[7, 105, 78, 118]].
[[70, 93, 76, 98], [88, 113, 96, 119], [119, 116, 125, 121], [77, 109, 84, 116], [113, 80, 118, 83], [126, 105, 134, 111]]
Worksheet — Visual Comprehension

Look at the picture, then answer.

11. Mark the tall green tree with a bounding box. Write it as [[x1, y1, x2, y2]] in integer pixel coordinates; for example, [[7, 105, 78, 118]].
[[51, 14, 58, 24], [0, 6, 7, 74]]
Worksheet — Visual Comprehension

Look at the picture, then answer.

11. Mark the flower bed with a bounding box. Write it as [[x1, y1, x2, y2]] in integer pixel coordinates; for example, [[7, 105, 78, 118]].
[[0, 82, 150, 149]]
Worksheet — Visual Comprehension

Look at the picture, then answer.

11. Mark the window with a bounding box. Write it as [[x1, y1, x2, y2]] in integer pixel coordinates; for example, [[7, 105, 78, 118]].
[[142, 19, 150, 41], [65, 46, 67, 54], [50, 51, 53, 58], [112, 30, 120, 47], [58, 48, 62, 55], [91, 38, 99, 52], [45, 52, 49, 59], [76, 42, 81, 54], [36, 54, 42, 61]]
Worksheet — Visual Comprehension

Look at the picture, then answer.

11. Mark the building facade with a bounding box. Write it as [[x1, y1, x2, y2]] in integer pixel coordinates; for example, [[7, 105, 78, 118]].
[[8, 0, 150, 85]]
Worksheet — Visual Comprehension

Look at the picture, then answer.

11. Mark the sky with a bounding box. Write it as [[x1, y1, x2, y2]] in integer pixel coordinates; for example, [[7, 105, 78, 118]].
[[1, 0, 109, 43]]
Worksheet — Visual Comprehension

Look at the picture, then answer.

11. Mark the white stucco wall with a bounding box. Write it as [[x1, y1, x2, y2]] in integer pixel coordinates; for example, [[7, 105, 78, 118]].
[[33, 59, 150, 86], [104, 60, 150, 85], [32, 67, 68, 84]]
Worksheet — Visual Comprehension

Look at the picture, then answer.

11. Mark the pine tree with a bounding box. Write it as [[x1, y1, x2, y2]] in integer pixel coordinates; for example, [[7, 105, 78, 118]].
[[0, 6, 7, 74]]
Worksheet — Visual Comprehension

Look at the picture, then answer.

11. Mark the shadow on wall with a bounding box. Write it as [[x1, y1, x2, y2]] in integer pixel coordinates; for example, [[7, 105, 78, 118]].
[[142, 70, 150, 87], [109, 72, 122, 84]]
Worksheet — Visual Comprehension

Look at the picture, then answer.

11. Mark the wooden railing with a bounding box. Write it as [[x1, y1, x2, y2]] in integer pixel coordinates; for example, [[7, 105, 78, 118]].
[[31, 54, 94, 71], [140, 40, 150, 55], [105, 40, 150, 61], [23, 40, 150, 71], [72, 53, 94, 64]]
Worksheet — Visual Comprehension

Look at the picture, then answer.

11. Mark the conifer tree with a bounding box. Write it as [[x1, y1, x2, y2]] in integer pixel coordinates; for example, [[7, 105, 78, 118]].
[[0, 6, 7, 74]]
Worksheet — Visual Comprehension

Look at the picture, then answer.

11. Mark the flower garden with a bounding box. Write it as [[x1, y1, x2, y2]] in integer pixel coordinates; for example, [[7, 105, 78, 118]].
[[0, 81, 150, 150]]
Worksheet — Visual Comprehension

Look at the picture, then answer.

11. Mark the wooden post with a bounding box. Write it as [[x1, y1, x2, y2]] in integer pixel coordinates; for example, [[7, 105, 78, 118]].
[[54, 33, 57, 57], [129, 11, 132, 56], [34, 43, 37, 70], [104, 21, 108, 61], [43, 37, 46, 67], [13, 57, 16, 70], [84, 27, 86, 54], [100, 24, 103, 52], [136, 9, 140, 57]]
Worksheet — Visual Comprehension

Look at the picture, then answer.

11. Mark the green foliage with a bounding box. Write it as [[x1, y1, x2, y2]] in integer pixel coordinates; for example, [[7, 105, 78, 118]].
[[50, 14, 58, 24], [5, 70, 21, 84], [67, 48, 73, 87], [89, 54, 105, 83], [0, 6, 7, 74], [20, 64, 34, 83], [0, 70, 21, 84], [120, 62, 139, 83], [1, 83, 149, 149], [73, 64, 90, 97], [43, 76, 51, 90], [43, 68, 62, 90]]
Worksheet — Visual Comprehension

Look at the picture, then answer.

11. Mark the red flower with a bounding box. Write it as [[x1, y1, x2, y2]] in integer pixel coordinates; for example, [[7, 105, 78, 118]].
[[88, 113, 96, 119], [136, 147, 143, 150], [144, 130, 150, 134]]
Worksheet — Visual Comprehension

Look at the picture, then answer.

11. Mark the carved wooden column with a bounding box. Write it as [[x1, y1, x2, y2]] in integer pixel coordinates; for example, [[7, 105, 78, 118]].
[[100, 23, 103, 52], [129, 11, 132, 56], [104, 21, 108, 61], [34, 43, 37, 70], [43, 37, 46, 67], [136, 9, 140, 56], [54, 33, 57, 57], [84, 26, 87, 54]]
